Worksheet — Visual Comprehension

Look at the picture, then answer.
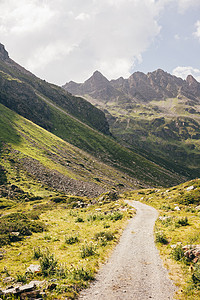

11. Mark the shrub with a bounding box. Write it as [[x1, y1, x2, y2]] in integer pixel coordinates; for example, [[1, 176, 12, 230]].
[[39, 249, 58, 276], [16, 273, 27, 283], [75, 217, 84, 223], [51, 196, 68, 203], [80, 243, 97, 258], [175, 217, 189, 227], [94, 231, 114, 246], [71, 266, 94, 281], [109, 212, 123, 221], [175, 190, 200, 205], [33, 247, 43, 259], [65, 235, 79, 245], [192, 264, 200, 286], [94, 231, 114, 241], [171, 245, 185, 261], [155, 231, 168, 244], [0, 165, 7, 185]]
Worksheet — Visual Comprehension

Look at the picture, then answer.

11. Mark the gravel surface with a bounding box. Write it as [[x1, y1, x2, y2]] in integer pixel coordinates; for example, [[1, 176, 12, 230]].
[[79, 200, 176, 300]]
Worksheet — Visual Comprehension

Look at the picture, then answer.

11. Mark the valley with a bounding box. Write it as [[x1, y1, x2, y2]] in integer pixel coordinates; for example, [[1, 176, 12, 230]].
[[0, 42, 200, 299]]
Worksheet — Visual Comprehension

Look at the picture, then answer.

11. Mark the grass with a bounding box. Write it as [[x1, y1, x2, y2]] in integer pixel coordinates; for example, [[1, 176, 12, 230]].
[[124, 178, 200, 299], [99, 96, 200, 180], [0, 192, 134, 299]]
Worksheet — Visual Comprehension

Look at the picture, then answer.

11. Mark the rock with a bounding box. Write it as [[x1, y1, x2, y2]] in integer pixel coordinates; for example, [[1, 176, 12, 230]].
[[174, 206, 180, 211], [11, 232, 20, 236], [3, 277, 15, 284], [26, 264, 41, 273], [186, 185, 194, 191]]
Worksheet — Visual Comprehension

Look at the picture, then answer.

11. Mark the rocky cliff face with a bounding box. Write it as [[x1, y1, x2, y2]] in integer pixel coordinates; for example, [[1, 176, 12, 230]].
[[0, 43, 9, 61], [63, 69, 200, 103]]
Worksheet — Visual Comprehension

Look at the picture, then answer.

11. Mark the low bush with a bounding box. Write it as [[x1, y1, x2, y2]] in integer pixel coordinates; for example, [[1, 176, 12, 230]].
[[65, 235, 79, 245], [71, 266, 94, 281], [175, 190, 200, 205], [33, 247, 43, 259], [192, 264, 200, 286], [94, 231, 115, 246], [109, 212, 123, 221], [171, 245, 185, 261], [155, 231, 168, 244], [75, 217, 84, 223], [80, 243, 97, 258], [40, 249, 58, 277], [175, 217, 189, 227], [0, 212, 46, 246]]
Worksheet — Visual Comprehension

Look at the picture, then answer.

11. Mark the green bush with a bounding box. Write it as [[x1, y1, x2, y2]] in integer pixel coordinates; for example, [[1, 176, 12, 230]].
[[192, 264, 200, 286], [80, 243, 97, 258], [16, 273, 27, 283], [109, 212, 123, 221], [171, 245, 185, 261], [0, 213, 45, 246], [71, 266, 94, 281], [94, 231, 114, 241], [75, 217, 84, 223], [155, 231, 168, 244], [175, 217, 189, 227], [65, 235, 79, 245], [33, 247, 43, 259], [0, 165, 7, 185], [175, 190, 200, 205], [39, 249, 58, 277], [94, 231, 114, 246]]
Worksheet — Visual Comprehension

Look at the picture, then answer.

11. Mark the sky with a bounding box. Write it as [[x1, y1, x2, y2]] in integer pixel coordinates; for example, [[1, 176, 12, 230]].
[[0, 0, 200, 85]]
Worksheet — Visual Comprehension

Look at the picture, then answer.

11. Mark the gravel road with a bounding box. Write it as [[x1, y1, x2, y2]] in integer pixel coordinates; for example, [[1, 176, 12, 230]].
[[79, 200, 176, 300]]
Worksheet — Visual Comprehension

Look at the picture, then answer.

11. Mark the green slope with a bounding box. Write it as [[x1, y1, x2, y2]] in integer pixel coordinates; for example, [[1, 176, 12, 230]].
[[0, 103, 184, 191], [0, 103, 141, 197], [92, 97, 200, 179]]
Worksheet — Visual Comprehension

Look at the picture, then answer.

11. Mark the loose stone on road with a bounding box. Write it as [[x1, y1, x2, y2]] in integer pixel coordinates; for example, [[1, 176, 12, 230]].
[[79, 200, 176, 300]]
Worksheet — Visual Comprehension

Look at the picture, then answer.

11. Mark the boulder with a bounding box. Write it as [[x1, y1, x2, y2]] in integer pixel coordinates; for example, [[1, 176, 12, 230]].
[[186, 185, 194, 191], [26, 264, 41, 273]]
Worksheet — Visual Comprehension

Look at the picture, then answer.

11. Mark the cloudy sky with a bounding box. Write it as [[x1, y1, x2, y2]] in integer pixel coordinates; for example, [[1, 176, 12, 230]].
[[0, 0, 200, 85]]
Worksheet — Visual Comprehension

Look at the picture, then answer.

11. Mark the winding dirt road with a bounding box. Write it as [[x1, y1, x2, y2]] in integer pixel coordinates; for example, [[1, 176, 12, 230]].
[[79, 201, 176, 300]]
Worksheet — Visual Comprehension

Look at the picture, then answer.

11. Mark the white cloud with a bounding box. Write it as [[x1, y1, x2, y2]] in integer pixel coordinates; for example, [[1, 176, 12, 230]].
[[0, 0, 163, 84], [193, 20, 200, 40], [172, 66, 200, 82], [176, 0, 200, 13], [75, 13, 90, 21]]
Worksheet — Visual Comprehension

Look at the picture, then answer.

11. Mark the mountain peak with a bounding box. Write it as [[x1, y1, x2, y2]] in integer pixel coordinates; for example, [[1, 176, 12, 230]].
[[186, 74, 198, 85], [0, 43, 9, 61], [91, 70, 108, 80]]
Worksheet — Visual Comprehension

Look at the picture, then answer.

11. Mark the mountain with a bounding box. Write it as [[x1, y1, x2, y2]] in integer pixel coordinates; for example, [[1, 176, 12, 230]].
[[0, 43, 185, 192], [0, 44, 110, 135], [64, 69, 200, 103], [63, 70, 200, 179]]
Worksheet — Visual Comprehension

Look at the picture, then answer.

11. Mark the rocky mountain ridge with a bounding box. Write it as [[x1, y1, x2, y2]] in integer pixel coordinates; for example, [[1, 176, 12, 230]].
[[63, 69, 200, 103]]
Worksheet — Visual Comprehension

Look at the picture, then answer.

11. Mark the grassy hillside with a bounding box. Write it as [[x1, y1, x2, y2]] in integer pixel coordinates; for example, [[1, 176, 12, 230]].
[[0, 103, 140, 197], [124, 179, 200, 299], [94, 96, 200, 179], [0, 101, 186, 189]]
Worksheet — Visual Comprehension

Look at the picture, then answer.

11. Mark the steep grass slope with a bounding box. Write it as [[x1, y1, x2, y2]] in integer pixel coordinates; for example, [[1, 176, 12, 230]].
[[0, 102, 185, 189], [0, 103, 140, 197]]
